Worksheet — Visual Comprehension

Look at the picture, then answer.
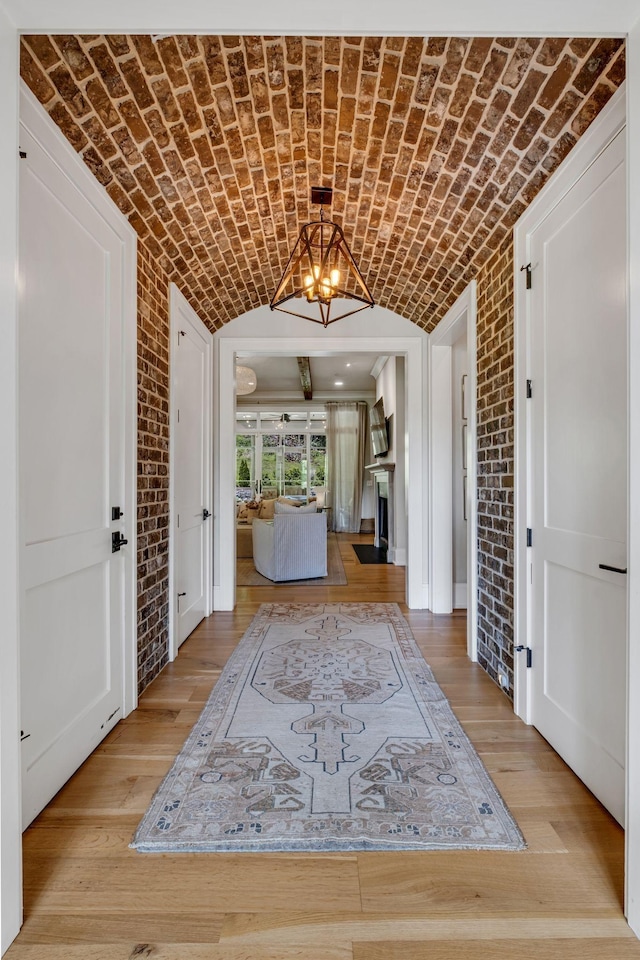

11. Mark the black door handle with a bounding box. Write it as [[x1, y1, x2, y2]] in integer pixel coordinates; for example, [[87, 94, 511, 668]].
[[599, 563, 627, 575], [202, 508, 211, 520], [112, 532, 128, 553]]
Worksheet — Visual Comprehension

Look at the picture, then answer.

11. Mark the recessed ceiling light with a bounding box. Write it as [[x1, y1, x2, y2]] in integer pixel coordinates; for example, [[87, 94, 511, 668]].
[[334, 380, 344, 386], [346, 362, 351, 367]]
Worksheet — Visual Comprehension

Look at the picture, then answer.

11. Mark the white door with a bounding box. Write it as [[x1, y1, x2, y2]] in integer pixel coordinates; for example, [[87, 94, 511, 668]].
[[529, 128, 627, 824], [18, 119, 133, 827], [171, 286, 212, 649]]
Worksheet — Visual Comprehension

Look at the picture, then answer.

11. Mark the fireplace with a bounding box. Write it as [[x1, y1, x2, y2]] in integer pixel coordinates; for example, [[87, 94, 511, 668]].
[[366, 462, 395, 562], [377, 482, 389, 550]]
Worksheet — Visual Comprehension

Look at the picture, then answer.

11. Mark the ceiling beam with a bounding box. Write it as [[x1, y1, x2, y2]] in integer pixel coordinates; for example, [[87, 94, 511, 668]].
[[297, 357, 313, 400]]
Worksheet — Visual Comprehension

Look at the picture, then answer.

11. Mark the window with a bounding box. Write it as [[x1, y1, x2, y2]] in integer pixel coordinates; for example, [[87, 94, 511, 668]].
[[235, 411, 327, 500]]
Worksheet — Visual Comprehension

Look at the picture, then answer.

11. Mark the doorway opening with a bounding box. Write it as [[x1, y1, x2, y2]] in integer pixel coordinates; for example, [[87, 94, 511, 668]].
[[428, 281, 478, 660], [214, 327, 429, 612]]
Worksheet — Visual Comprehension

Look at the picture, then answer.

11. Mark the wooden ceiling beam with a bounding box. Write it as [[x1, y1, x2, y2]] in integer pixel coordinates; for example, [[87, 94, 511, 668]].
[[297, 357, 313, 400]]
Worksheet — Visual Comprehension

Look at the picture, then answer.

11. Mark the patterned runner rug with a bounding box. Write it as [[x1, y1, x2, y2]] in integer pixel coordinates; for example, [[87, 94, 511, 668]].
[[132, 603, 525, 852]]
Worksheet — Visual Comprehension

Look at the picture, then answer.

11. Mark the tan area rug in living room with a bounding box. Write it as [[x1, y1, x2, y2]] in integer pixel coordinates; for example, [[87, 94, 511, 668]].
[[132, 603, 525, 853], [236, 532, 347, 586]]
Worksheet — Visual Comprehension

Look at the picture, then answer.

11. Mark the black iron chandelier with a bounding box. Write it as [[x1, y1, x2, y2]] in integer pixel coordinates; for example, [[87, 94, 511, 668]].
[[270, 186, 375, 328]]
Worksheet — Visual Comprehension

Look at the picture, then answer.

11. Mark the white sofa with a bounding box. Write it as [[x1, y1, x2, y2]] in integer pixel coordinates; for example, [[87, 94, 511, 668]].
[[252, 513, 327, 582]]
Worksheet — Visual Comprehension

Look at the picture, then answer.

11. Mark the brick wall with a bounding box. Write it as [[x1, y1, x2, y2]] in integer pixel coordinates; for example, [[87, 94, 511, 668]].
[[475, 234, 515, 693], [137, 241, 171, 692]]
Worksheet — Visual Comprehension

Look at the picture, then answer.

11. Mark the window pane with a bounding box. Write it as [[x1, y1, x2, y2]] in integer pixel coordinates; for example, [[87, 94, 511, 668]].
[[310, 448, 327, 486], [283, 450, 304, 496], [236, 434, 254, 499], [236, 414, 257, 430], [261, 450, 278, 497], [284, 433, 305, 448]]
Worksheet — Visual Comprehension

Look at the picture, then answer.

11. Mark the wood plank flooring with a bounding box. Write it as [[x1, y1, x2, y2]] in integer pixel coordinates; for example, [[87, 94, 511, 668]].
[[7, 535, 639, 959]]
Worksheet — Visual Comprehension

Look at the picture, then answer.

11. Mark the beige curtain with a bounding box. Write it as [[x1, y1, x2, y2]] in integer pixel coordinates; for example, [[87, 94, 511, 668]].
[[326, 401, 367, 533]]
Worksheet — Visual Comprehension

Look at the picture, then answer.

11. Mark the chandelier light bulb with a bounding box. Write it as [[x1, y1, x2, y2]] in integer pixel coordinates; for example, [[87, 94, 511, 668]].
[[270, 185, 374, 328]]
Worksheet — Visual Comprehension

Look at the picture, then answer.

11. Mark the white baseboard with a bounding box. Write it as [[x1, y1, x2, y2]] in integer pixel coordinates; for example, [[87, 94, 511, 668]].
[[407, 581, 430, 610], [213, 584, 234, 611], [454, 582, 468, 608], [392, 547, 407, 566]]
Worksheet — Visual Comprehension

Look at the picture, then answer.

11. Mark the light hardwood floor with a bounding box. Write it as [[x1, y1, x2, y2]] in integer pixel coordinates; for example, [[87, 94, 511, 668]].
[[7, 535, 640, 959]]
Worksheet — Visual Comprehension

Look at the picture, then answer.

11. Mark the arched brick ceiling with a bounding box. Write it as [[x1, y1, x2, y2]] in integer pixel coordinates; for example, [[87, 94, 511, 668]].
[[20, 34, 624, 332]]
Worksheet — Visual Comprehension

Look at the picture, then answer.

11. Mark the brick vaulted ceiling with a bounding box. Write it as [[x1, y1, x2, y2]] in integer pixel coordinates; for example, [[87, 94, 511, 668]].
[[20, 34, 624, 332]]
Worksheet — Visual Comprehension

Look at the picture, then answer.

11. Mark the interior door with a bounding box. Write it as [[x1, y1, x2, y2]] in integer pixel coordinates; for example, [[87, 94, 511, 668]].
[[172, 288, 211, 647], [529, 128, 627, 824], [18, 123, 128, 827]]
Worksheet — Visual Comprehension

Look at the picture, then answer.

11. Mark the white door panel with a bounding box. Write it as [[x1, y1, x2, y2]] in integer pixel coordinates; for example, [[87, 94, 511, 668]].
[[19, 120, 128, 827], [530, 128, 627, 823], [543, 562, 626, 762], [171, 287, 212, 649]]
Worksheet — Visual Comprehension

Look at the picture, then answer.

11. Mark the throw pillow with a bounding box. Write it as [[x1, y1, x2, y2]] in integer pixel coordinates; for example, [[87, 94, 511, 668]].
[[277, 496, 302, 508], [258, 498, 277, 520], [274, 500, 317, 514], [245, 505, 260, 524], [274, 500, 300, 514]]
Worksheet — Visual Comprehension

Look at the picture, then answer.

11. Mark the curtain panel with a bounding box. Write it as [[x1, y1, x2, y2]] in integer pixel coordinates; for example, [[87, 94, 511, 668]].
[[326, 401, 368, 534]]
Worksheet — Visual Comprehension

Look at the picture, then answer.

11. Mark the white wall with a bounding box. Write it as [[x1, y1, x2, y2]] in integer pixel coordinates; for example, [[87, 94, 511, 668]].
[[361, 418, 375, 521], [452, 330, 468, 590], [375, 356, 407, 564], [2, 0, 635, 35]]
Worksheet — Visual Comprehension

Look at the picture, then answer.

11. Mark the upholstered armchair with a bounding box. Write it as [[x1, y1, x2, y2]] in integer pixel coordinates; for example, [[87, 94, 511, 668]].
[[252, 512, 327, 582]]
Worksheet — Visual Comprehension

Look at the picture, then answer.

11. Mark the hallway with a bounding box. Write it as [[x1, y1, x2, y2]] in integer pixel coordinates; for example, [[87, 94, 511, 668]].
[[7, 535, 637, 959]]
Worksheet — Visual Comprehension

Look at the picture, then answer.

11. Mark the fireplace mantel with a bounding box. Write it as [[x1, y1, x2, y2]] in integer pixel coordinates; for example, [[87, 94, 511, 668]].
[[365, 461, 395, 478]]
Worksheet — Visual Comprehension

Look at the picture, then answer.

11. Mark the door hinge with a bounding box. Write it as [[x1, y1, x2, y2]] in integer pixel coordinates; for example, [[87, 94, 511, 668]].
[[526, 379, 532, 399], [526, 527, 532, 547], [515, 645, 532, 668], [520, 262, 532, 289]]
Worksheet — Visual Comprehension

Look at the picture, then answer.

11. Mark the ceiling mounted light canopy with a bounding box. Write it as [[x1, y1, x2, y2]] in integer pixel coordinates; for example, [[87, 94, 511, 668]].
[[270, 186, 375, 328], [236, 365, 257, 395]]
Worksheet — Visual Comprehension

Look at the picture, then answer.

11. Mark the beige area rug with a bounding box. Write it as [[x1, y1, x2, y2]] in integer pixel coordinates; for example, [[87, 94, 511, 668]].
[[236, 532, 347, 586], [132, 603, 525, 853]]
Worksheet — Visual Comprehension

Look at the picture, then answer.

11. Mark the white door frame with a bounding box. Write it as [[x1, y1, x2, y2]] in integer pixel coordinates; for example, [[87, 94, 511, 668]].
[[215, 331, 428, 611], [513, 85, 626, 721], [428, 281, 478, 660], [168, 283, 213, 661]]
